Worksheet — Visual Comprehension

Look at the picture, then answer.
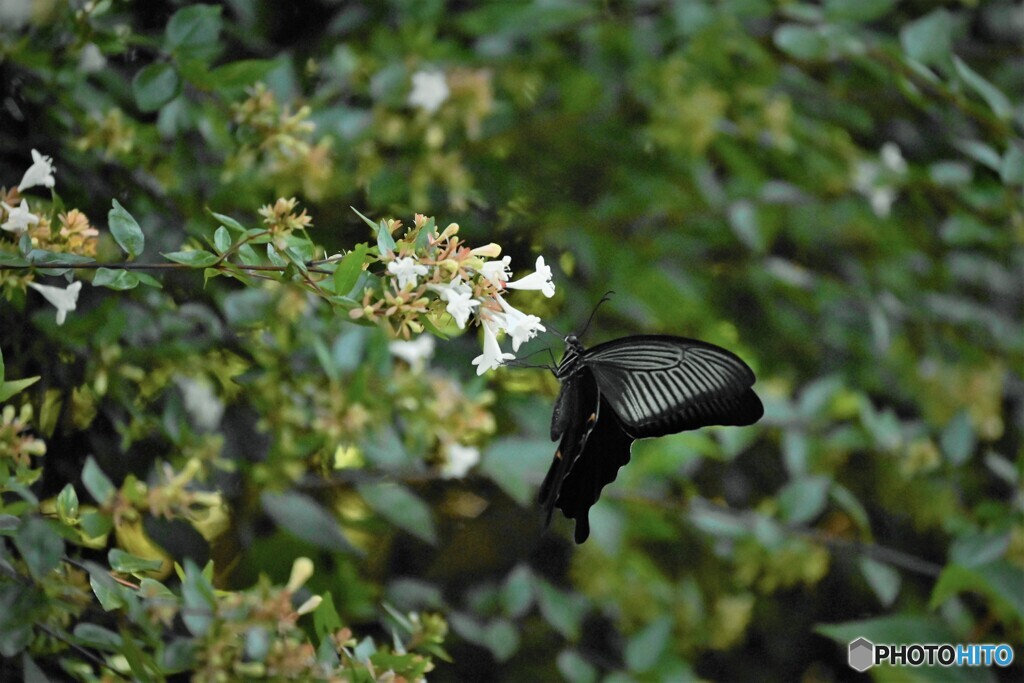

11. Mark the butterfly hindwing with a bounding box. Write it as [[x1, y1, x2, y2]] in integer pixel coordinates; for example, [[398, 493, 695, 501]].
[[582, 335, 763, 438], [539, 368, 635, 543]]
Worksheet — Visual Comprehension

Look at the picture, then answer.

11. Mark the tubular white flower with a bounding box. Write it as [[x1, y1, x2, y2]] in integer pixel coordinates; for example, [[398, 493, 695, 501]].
[[389, 335, 436, 369], [27, 280, 82, 325], [408, 70, 450, 113], [505, 255, 555, 298], [287, 557, 315, 592], [471, 318, 514, 375], [495, 295, 546, 352], [1, 199, 40, 234], [479, 255, 512, 286], [18, 149, 56, 192], [387, 255, 429, 290], [436, 277, 479, 329], [442, 443, 480, 478]]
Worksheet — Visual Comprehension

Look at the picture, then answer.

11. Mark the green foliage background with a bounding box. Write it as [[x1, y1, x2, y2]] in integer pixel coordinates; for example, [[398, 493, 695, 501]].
[[1, 0, 1022, 680]]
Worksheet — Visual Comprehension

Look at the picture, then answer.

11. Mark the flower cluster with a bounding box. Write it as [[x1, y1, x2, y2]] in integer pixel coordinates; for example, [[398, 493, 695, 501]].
[[351, 214, 554, 374], [1, 149, 87, 325], [0, 404, 46, 469], [258, 196, 314, 250]]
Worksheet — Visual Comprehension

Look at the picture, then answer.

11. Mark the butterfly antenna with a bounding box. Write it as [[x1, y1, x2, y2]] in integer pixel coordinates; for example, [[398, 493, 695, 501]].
[[579, 291, 615, 340]]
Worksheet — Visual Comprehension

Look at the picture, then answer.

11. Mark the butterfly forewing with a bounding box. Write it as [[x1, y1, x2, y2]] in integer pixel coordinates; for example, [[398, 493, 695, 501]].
[[582, 335, 762, 437]]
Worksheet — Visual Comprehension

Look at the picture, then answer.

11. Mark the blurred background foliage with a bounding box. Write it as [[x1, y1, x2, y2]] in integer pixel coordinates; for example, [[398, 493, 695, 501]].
[[1, 0, 1022, 680]]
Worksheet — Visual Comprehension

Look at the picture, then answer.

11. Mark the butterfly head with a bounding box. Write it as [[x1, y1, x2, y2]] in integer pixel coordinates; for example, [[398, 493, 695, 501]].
[[564, 334, 583, 353]]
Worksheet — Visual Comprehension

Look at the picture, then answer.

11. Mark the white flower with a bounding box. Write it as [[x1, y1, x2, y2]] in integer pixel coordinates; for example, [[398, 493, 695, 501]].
[[175, 376, 225, 431], [1, 199, 39, 234], [505, 255, 555, 298], [79, 43, 106, 73], [27, 280, 82, 325], [387, 256, 428, 290], [471, 318, 514, 375], [18, 149, 56, 192], [495, 295, 546, 352], [436, 277, 479, 329], [479, 255, 511, 286], [408, 70, 450, 114], [441, 443, 480, 479], [880, 142, 907, 174], [389, 335, 436, 370], [869, 187, 897, 218]]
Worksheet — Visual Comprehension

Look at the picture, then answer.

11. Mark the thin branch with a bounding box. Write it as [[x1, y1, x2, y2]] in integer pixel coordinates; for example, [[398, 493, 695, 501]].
[[35, 622, 128, 680]]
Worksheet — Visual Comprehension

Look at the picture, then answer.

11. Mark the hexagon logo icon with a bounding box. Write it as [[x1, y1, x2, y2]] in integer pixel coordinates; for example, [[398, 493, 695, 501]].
[[849, 637, 875, 672]]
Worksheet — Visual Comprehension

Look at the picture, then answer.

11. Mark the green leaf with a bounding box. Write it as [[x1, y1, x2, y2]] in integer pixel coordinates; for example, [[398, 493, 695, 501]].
[[557, 650, 598, 683], [132, 63, 181, 113], [502, 565, 535, 619], [333, 244, 368, 297], [90, 569, 129, 611], [900, 10, 953, 66], [13, 518, 64, 579], [357, 482, 437, 544], [92, 267, 140, 290], [773, 25, 828, 61], [108, 548, 165, 574], [954, 139, 1003, 171], [21, 655, 48, 683], [940, 411, 975, 466], [181, 560, 216, 637], [624, 616, 673, 673], [134, 272, 163, 289], [213, 226, 231, 253], [480, 438, 554, 506], [953, 56, 1013, 121], [1000, 144, 1024, 185], [72, 623, 122, 651], [81, 456, 116, 505], [80, 511, 113, 539], [56, 484, 79, 524], [950, 531, 1010, 568], [208, 59, 277, 89], [0, 376, 40, 402], [777, 476, 830, 524], [163, 250, 220, 267], [210, 210, 248, 233], [351, 206, 378, 231], [930, 561, 1024, 625], [313, 591, 343, 642], [376, 220, 396, 253], [165, 4, 223, 62], [108, 199, 145, 258], [536, 579, 586, 640], [859, 558, 901, 607], [260, 490, 360, 554]]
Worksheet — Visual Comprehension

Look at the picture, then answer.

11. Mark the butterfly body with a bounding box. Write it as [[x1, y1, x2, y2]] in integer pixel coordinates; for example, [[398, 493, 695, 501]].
[[539, 334, 763, 543]]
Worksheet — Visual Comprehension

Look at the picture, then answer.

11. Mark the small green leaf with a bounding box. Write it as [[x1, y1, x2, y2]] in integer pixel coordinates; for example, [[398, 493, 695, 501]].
[[261, 491, 360, 554], [941, 411, 975, 466], [208, 59, 277, 89], [14, 518, 64, 579], [773, 24, 828, 61], [624, 616, 673, 673], [777, 476, 830, 524], [859, 558, 901, 607], [953, 56, 1013, 121], [376, 220, 396, 253], [108, 200, 145, 258], [210, 210, 248, 233], [163, 250, 220, 268], [333, 244, 369, 297], [900, 9, 953, 66], [82, 456, 116, 505], [213, 226, 232, 253], [80, 511, 113, 539], [92, 267, 141, 290], [351, 207, 378, 231], [165, 4, 223, 62], [824, 0, 894, 22], [132, 63, 181, 113], [1000, 144, 1024, 185], [536, 579, 586, 640], [0, 376, 40, 402], [313, 591, 343, 642], [90, 570, 129, 611], [181, 560, 216, 637], [108, 549, 165, 574], [134, 272, 163, 289], [930, 561, 1024, 624], [357, 482, 437, 544], [56, 484, 79, 524], [73, 623, 122, 651]]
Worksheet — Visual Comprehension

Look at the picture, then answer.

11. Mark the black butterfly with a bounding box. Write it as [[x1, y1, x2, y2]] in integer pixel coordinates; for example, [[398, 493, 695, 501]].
[[539, 333, 763, 543]]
